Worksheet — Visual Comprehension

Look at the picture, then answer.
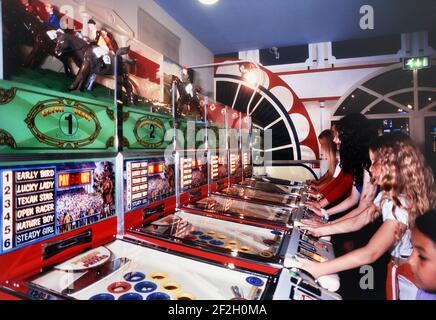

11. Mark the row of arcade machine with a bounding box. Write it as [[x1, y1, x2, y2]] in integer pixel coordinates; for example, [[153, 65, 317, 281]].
[[0, 74, 341, 300]]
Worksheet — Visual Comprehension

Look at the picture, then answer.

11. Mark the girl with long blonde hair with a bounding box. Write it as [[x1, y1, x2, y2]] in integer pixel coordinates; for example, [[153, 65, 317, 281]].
[[307, 129, 338, 189]]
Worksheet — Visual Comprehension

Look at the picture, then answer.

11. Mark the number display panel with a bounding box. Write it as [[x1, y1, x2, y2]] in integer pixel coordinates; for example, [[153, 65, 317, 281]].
[[0, 160, 116, 253]]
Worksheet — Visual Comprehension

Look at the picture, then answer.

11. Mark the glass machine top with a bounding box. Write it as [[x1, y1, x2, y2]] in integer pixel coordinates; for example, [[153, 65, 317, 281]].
[[187, 194, 294, 228], [132, 211, 287, 263], [240, 179, 305, 196], [29, 240, 270, 300], [217, 184, 303, 208]]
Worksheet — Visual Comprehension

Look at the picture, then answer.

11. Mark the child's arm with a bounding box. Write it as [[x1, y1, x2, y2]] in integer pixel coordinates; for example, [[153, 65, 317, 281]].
[[297, 220, 402, 279], [332, 171, 377, 222], [307, 186, 360, 217], [302, 204, 377, 237]]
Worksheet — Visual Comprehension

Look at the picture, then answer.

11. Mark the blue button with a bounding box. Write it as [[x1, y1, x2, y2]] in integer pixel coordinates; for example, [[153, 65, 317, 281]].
[[89, 293, 115, 300], [191, 230, 204, 236], [134, 281, 157, 294], [123, 272, 146, 282], [118, 293, 143, 300], [199, 235, 213, 241], [246, 276, 264, 287], [271, 230, 282, 236], [209, 240, 225, 246], [146, 292, 171, 300]]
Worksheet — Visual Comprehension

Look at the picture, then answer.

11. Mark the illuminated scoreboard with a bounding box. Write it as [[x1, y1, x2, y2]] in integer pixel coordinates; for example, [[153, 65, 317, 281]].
[[58, 172, 91, 189], [148, 163, 165, 175], [230, 154, 238, 174], [211, 155, 219, 180], [180, 158, 193, 191], [243, 152, 249, 170], [0, 161, 116, 253], [1, 167, 56, 253], [126, 161, 148, 211]]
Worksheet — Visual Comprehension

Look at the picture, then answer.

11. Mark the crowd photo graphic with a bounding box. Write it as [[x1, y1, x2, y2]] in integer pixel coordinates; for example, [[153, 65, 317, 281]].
[[56, 161, 115, 233]]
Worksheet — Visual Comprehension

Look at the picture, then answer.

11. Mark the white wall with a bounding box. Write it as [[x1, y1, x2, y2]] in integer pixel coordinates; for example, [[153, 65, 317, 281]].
[[278, 67, 384, 100]]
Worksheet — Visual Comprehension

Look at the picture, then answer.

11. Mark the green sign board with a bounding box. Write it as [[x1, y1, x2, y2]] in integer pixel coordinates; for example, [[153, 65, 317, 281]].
[[403, 56, 431, 71], [123, 106, 173, 151], [0, 80, 116, 153]]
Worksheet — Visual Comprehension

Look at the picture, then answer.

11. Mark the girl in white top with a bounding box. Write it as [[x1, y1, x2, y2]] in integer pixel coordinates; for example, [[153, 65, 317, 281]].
[[295, 132, 436, 300]]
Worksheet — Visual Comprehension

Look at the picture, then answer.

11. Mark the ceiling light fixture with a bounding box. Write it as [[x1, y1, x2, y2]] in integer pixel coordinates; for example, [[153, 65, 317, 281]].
[[198, 0, 219, 5]]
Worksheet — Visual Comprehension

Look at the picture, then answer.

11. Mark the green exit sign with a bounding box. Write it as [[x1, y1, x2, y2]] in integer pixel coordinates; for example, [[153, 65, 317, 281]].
[[403, 56, 431, 71]]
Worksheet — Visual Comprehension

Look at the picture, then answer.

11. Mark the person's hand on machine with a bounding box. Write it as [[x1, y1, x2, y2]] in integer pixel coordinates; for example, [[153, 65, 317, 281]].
[[285, 255, 322, 280], [306, 201, 322, 216], [299, 223, 325, 238], [305, 179, 315, 185], [300, 219, 324, 229]]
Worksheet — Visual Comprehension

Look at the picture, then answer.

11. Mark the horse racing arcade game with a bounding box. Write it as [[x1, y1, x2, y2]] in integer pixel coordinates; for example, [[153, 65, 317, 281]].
[[0, 1, 339, 300], [0, 1, 276, 301], [126, 99, 288, 271]]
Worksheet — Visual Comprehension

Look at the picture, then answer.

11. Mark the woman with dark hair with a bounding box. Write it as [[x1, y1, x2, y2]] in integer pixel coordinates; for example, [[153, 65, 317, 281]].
[[307, 114, 376, 217], [409, 209, 436, 300]]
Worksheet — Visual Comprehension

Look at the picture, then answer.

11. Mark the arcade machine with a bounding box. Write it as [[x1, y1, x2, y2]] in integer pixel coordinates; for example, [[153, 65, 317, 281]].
[[208, 102, 230, 193], [241, 113, 253, 180], [0, 2, 277, 300], [228, 108, 243, 185], [239, 179, 306, 195], [120, 79, 339, 296], [220, 118, 310, 206], [115, 81, 280, 300], [0, 2, 339, 298], [249, 175, 305, 188], [216, 183, 305, 208], [122, 95, 285, 282], [0, 33, 122, 299]]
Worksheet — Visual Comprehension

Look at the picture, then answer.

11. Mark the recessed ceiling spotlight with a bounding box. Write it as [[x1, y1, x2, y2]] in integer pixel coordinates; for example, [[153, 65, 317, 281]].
[[198, 0, 219, 5], [407, 104, 413, 110]]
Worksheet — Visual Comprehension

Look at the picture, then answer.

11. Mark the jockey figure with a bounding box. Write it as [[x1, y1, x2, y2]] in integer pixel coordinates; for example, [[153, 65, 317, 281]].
[[20, 0, 35, 14], [84, 19, 119, 91], [43, 3, 61, 30], [87, 19, 119, 66]]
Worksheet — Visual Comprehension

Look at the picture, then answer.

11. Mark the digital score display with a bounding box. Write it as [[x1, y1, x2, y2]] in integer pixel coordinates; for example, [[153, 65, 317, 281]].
[[243, 152, 250, 170], [58, 171, 91, 189], [192, 160, 202, 168], [242, 152, 252, 178], [230, 154, 238, 174], [148, 163, 164, 175], [2, 168, 56, 253], [180, 158, 193, 191], [211, 155, 219, 180], [126, 161, 148, 211]]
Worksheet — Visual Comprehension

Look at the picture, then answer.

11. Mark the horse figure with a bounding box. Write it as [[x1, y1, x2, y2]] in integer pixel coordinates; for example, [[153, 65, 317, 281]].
[[55, 32, 133, 104], [93, 162, 115, 218], [172, 75, 204, 121], [2, 0, 76, 77]]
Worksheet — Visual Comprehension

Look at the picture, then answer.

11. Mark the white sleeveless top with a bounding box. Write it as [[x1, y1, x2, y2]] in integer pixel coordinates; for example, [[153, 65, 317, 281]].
[[373, 192, 412, 259]]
